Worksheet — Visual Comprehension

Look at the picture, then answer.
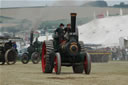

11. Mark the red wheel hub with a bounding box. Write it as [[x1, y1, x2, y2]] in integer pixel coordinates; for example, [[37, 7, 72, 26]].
[[42, 43, 46, 72], [54, 56, 58, 72], [84, 55, 88, 71]]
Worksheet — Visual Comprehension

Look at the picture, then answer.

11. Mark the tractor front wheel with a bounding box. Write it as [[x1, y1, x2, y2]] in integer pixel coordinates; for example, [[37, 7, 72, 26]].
[[54, 53, 61, 74], [72, 65, 83, 73], [31, 52, 40, 64], [21, 53, 29, 64], [84, 52, 91, 74]]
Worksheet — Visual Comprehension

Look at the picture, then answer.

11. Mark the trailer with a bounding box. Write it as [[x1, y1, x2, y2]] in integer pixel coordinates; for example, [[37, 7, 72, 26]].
[[85, 44, 111, 63]]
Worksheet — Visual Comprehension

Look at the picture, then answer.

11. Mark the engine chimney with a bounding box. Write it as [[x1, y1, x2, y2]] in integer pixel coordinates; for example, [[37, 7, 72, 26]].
[[30, 31, 34, 46], [71, 13, 77, 33]]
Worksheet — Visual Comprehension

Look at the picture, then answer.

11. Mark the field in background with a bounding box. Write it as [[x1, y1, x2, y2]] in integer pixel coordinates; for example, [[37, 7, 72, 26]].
[[0, 61, 128, 85]]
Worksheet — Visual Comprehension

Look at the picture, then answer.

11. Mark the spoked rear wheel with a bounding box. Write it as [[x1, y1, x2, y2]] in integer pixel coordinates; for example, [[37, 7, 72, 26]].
[[31, 52, 40, 64], [21, 53, 29, 64], [54, 53, 61, 74], [5, 48, 17, 65], [42, 41, 54, 73], [84, 52, 91, 74]]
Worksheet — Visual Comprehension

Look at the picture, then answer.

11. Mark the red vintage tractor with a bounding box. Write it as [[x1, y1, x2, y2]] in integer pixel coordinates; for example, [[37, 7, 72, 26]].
[[41, 13, 91, 74]]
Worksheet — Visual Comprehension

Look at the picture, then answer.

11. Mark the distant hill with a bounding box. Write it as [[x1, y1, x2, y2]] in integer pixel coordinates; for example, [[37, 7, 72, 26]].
[[0, 16, 14, 20], [113, 2, 128, 8], [0, 6, 128, 32], [0, 16, 14, 23], [0, 16, 32, 33], [81, 1, 108, 7], [1, 7, 128, 22]]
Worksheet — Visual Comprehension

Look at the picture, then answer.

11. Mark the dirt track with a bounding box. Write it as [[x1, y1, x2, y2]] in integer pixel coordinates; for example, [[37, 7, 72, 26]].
[[0, 61, 128, 85]]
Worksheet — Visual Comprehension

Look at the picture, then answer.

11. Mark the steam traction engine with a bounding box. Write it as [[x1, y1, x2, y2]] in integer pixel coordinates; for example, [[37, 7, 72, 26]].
[[41, 13, 91, 74], [0, 37, 18, 65], [21, 31, 41, 64]]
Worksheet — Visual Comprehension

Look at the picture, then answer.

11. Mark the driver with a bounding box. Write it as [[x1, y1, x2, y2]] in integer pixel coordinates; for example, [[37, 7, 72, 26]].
[[64, 24, 71, 40], [54, 23, 65, 43], [4, 40, 13, 51]]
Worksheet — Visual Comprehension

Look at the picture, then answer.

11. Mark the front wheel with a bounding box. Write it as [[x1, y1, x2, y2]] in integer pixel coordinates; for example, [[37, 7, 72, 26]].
[[54, 53, 61, 74], [72, 65, 83, 73], [21, 53, 29, 64], [84, 52, 91, 74], [31, 52, 40, 64]]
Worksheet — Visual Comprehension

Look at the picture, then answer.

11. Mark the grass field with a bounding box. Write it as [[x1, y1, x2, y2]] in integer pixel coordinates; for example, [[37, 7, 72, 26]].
[[0, 61, 128, 85]]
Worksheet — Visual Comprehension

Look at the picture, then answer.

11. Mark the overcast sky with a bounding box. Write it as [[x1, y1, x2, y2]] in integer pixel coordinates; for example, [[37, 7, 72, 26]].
[[0, 0, 128, 8]]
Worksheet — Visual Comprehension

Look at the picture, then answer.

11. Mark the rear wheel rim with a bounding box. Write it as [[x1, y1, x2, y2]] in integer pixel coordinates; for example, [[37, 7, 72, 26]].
[[42, 43, 46, 72]]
